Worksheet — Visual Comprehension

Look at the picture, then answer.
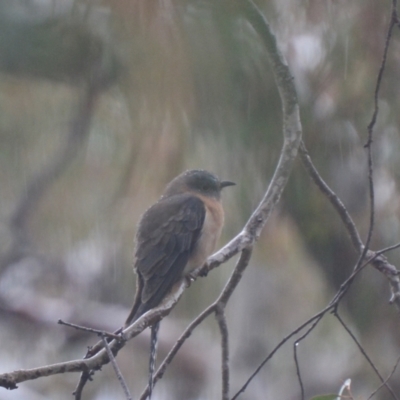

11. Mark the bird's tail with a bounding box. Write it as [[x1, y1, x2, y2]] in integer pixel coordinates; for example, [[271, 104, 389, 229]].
[[148, 321, 160, 400]]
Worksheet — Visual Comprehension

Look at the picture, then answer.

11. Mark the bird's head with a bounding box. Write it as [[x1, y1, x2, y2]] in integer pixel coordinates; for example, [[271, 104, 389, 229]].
[[163, 169, 235, 199]]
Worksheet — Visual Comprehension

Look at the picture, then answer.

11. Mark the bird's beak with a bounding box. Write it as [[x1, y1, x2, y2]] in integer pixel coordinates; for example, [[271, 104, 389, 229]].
[[220, 180, 236, 189]]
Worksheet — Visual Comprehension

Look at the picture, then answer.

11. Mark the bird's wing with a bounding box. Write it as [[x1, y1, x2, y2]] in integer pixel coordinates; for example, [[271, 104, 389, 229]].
[[134, 193, 206, 314]]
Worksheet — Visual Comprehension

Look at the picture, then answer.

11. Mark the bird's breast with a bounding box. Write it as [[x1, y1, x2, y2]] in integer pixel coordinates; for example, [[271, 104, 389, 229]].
[[183, 196, 225, 274]]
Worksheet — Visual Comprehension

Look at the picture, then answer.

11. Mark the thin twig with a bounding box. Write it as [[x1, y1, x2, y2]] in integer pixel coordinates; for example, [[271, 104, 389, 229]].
[[300, 139, 400, 309], [299, 141, 363, 252], [58, 320, 122, 340], [293, 342, 305, 400], [375, 242, 400, 257], [367, 354, 400, 400], [361, 0, 399, 299], [362, 0, 400, 310], [232, 245, 383, 399], [362, 0, 400, 317], [231, 311, 324, 400], [101, 335, 132, 400], [363, 0, 397, 258], [293, 315, 323, 400], [367, 0, 397, 137], [334, 312, 398, 400]]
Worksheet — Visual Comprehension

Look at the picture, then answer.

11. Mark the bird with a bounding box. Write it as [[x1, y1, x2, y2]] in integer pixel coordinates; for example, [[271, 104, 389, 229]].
[[124, 170, 234, 399], [125, 169, 235, 326]]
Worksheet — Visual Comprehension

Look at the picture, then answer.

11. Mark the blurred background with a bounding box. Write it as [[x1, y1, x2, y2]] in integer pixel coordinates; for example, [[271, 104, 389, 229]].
[[1, 0, 400, 399]]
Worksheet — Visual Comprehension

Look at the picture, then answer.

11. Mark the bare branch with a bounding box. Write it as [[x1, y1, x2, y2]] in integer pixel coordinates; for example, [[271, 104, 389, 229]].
[[367, 354, 400, 400], [231, 311, 323, 400], [101, 335, 132, 400], [375, 242, 400, 255], [293, 342, 304, 400], [292, 315, 324, 400], [334, 311, 398, 400], [300, 140, 400, 309], [299, 142, 363, 252], [215, 306, 229, 400], [58, 320, 122, 340], [367, 0, 397, 137], [364, 0, 400, 310], [232, 246, 388, 398], [0, 308, 160, 390], [360, 0, 397, 274]]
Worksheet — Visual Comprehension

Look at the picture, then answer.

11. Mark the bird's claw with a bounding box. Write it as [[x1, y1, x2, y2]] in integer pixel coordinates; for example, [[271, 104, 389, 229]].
[[198, 264, 209, 277]]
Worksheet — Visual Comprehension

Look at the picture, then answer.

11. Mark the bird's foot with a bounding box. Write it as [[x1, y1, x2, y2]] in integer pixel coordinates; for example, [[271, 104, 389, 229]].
[[198, 263, 209, 277]]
